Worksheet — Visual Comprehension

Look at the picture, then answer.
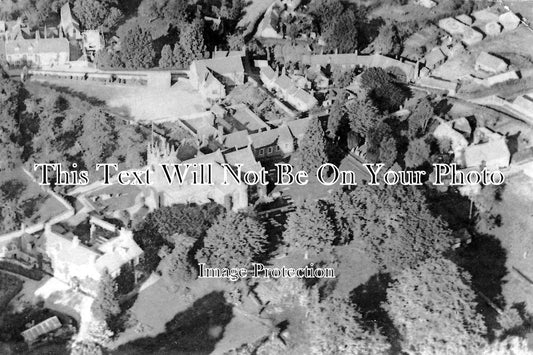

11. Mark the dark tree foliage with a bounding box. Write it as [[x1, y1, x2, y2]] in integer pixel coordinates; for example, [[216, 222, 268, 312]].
[[138, 0, 189, 25], [331, 185, 454, 273], [161, 235, 198, 285], [346, 97, 384, 136], [327, 97, 347, 139], [283, 201, 336, 258], [372, 22, 402, 56], [407, 96, 434, 139], [174, 18, 206, 68], [308, 296, 391, 354], [405, 137, 431, 168], [121, 24, 156, 69], [293, 117, 328, 172], [91, 270, 121, 322], [159, 44, 174, 68], [71, 341, 104, 355], [73, 0, 123, 31], [134, 203, 224, 272], [385, 258, 487, 354], [196, 212, 267, 269], [323, 9, 359, 53], [361, 68, 410, 112], [79, 109, 116, 171], [0, 77, 25, 170], [365, 121, 393, 163]]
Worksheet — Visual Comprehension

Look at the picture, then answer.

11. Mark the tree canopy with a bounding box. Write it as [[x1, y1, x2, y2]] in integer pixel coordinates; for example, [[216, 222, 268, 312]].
[[331, 185, 454, 272], [283, 201, 336, 258], [386, 258, 487, 354], [120, 24, 156, 69], [196, 212, 267, 269], [293, 117, 328, 172]]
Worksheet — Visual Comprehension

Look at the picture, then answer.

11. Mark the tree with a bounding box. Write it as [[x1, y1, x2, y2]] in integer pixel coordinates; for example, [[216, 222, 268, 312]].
[[385, 258, 487, 354], [120, 24, 156, 69], [227, 32, 245, 51], [326, 98, 347, 139], [405, 137, 431, 168], [159, 44, 175, 68], [372, 23, 401, 56], [196, 212, 267, 269], [323, 9, 359, 53], [331, 185, 454, 272], [138, 0, 188, 26], [361, 67, 410, 112], [307, 296, 390, 355], [407, 96, 433, 139], [0, 77, 24, 170], [345, 97, 383, 136], [379, 136, 397, 167], [177, 18, 206, 67], [73, 0, 123, 31], [283, 201, 336, 259], [79, 109, 116, 171], [0, 199, 24, 233], [160, 235, 198, 285], [91, 270, 121, 322], [293, 117, 328, 172]]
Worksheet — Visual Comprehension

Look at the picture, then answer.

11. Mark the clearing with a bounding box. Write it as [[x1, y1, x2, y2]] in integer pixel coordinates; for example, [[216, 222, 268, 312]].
[[29, 77, 210, 122]]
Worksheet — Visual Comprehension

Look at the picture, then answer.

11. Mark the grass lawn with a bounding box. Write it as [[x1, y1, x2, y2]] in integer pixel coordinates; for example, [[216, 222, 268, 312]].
[[29, 77, 209, 121], [477, 174, 533, 313], [0, 272, 23, 312]]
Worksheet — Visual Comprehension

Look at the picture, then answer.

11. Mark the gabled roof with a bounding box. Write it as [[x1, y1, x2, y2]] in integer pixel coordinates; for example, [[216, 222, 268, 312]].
[[21, 316, 62, 343], [222, 130, 250, 149], [287, 118, 311, 140], [274, 74, 293, 91], [249, 125, 293, 148], [192, 56, 244, 82], [289, 88, 317, 108], [231, 104, 270, 132], [475, 52, 508, 72], [424, 48, 446, 68], [260, 66, 277, 81], [96, 230, 143, 274], [224, 146, 262, 174]]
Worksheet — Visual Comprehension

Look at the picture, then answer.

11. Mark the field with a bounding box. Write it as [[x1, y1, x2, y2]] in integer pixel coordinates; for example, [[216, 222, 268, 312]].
[[29, 77, 210, 122], [478, 174, 533, 313]]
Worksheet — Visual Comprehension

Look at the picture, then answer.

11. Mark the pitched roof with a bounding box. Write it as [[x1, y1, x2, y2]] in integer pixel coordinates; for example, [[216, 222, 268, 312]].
[[228, 104, 269, 132], [222, 130, 250, 149], [224, 146, 262, 174], [274, 74, 293, 91], [475, 52, 508, 72], [424, 48, 446, 68], [289, 88, 317, 108], [192, 56, 244, 82], [260, 66, 277, 81], [287, 118, 311, 140], [249, 125, 293, 148], [96, 230, 143, 274]]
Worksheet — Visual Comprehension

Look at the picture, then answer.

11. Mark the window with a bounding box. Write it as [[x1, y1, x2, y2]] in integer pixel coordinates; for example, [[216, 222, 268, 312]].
[[259, 148, 264, 156], [268, 147, 273, 154], [276, 146, 280, 151]]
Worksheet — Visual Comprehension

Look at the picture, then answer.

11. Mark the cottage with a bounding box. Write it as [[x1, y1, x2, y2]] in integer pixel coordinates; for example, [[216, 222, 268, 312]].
[[464, 138, 510, 169], [286, 87, 317, 112], [82, 30, 104, 52], [475, 52, 508, 73], [249, 125, 294, 160], [199, 70, 226, 101]]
